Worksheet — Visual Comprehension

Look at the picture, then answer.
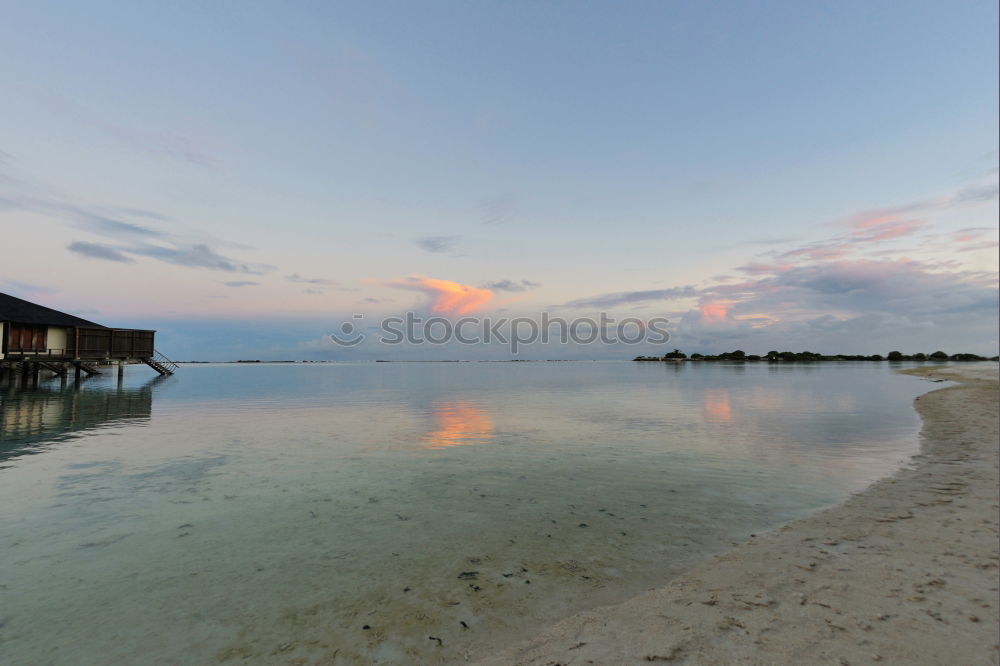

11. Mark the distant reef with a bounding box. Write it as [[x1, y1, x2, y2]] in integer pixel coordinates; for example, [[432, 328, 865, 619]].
[[633, 349, 1000, 363]]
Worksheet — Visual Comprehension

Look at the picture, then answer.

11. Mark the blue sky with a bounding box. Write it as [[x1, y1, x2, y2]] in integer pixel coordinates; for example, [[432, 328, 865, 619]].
[[1, 0, 997, 359]]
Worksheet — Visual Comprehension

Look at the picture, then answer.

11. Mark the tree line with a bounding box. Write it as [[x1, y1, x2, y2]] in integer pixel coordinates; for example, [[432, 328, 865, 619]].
[[633, 349, 998, 362]]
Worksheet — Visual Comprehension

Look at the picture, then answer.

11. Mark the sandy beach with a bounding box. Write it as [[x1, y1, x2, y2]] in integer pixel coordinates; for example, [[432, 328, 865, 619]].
[[476, 365, 999, 665]]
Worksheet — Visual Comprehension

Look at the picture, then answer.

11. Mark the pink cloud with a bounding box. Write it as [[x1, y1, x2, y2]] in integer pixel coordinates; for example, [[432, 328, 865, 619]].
[[958, 240, 1000, 253], [852, 213, 899, 229], [737, 263, 795, 275], [699, 300, 731, 322], [954, 227, 996, 243], [772, 216, 923, 266], [842, 198, 940, 230], [852, 218, 924, 243], [780, 243, 850, 261]]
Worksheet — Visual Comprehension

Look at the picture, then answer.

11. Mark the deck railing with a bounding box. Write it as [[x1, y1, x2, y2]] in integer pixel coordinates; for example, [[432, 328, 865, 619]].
[[3, 348, 69, 359], [151, 350, 179, 373]]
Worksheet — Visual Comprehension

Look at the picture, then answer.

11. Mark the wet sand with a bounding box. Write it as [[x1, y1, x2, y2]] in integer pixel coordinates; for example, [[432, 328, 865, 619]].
[[476, 365, 999, 665]]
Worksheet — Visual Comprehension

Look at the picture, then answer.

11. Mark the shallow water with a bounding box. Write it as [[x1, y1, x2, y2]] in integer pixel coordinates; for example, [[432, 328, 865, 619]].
[[0, 362, 928, 664]]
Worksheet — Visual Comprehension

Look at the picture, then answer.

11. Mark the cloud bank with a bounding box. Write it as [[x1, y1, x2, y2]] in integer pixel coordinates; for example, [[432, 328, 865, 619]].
[[561, 179, 998, 353]]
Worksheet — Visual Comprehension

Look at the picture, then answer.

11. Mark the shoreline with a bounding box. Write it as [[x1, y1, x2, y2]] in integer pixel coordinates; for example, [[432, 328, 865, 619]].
[[475, 365, 999, 665]]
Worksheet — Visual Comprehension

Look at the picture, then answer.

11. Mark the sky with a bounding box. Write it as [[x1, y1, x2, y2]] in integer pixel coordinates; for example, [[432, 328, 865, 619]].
[[1, 0, 997, 360]]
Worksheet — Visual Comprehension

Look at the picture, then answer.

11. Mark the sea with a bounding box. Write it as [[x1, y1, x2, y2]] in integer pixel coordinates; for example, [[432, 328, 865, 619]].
[[0, 361, 932, 664]]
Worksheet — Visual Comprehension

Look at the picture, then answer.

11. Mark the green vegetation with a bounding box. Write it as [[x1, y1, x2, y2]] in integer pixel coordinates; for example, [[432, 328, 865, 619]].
[[633, 350, 998, 363]]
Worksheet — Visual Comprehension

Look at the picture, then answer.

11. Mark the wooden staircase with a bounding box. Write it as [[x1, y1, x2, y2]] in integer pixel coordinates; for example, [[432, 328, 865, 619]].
[[143, 350, 179, 376], [38, 361, 68, 376], [75, 362, 103, 376]]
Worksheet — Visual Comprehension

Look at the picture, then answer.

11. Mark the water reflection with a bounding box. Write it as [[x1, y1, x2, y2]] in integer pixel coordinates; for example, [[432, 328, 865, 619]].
[[702, 388, 732, 422], [423, 399, 494, 449], [0, 378, 160, 463]]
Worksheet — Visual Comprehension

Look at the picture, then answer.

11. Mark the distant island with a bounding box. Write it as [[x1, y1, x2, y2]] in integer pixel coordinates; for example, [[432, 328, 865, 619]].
[[634, 349, 999, 362]]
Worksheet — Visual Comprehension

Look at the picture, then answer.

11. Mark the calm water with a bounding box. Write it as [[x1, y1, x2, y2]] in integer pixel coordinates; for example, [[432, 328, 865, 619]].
[[0, 362, 930, 665]]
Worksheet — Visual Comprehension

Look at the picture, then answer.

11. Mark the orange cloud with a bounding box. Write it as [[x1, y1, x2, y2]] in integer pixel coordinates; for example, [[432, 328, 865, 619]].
[[384, 275, 494, 315], [423, 278, 493, 315]]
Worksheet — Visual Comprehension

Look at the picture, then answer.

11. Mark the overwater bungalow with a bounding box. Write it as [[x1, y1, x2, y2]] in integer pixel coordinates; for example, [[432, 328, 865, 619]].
[[0, 292, 176, 382]]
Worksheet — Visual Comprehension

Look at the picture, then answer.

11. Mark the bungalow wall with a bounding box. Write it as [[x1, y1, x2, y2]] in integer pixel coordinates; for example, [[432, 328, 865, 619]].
[[48, 327, 68, 356], [1, 324, 154, 360]]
